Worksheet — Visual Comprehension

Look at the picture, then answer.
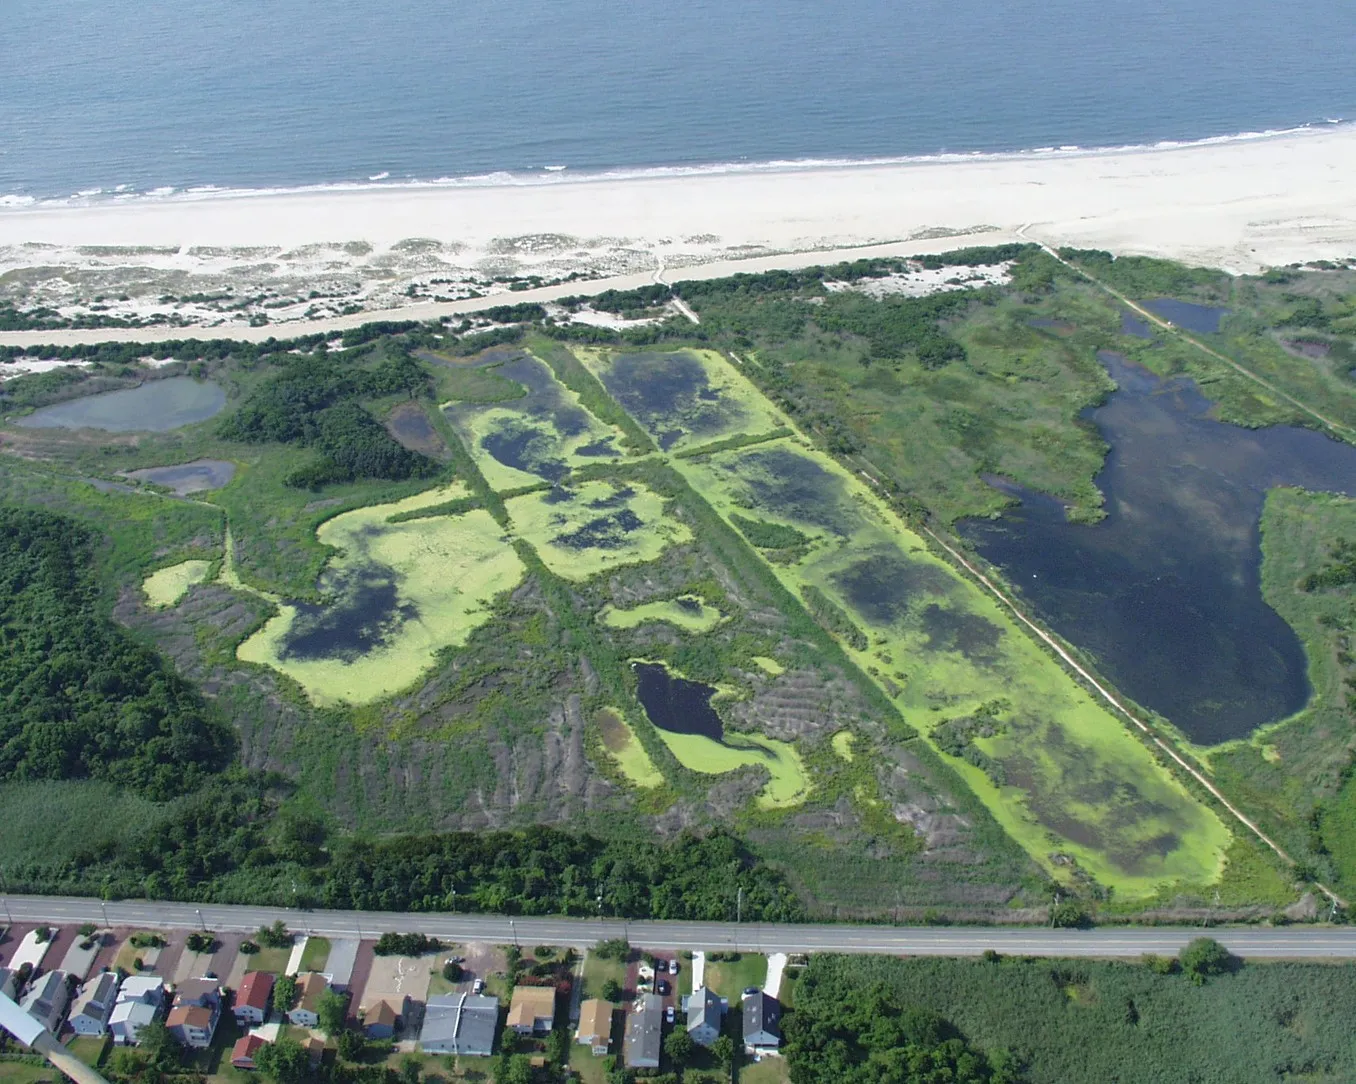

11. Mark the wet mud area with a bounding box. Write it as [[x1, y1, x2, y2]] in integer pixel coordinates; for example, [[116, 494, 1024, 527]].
[[386, 401, 449, 459], [123, 458, 236, 494]]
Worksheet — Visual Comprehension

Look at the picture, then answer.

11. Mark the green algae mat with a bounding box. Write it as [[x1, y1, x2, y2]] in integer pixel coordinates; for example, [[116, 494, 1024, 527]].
[[236, 483, 525, 705], [574, 345, 1231, 896]]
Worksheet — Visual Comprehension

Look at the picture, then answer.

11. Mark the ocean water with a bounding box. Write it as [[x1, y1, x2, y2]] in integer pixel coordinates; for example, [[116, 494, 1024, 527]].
[[2, 0, 1355, 202]]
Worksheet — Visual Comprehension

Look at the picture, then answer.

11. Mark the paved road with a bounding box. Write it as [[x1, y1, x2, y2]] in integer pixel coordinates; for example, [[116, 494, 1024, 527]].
[[3, 895, 1354, 960]]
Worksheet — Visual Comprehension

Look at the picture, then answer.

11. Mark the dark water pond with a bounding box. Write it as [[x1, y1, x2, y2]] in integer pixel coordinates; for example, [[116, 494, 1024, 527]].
[[281, 566, 414, 663], [598, 352, 744, 450], [13, 377, 226, 432], [124, 458, 235, 494], [633, 661, 724, 740], [1121, 311, 1154, 339], [1141, 298, 1228, 334], [960, 351, 1356, 743]]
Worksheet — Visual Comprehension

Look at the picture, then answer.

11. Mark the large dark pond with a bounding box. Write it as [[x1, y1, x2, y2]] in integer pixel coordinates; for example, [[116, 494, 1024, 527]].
[[960, 351, 1356, 744], [633, 661, 724, 740], [13, 377, 226, 432], [1141, 299, 1228, 334]]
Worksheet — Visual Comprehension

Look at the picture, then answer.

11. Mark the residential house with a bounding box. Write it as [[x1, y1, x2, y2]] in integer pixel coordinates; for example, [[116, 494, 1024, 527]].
[[174, 978, 223, 1010], [20, 970, 70, 1033], [168, 978, 223, 1049], [419, 993, 500, 1056], [742, 991, 781, 1053], [363, 997, 403, 1040], [685, 985, 725, 1047], [324, 940, 359, 993], [286, 972, 330, 1028], [234, 972, 274, 1026], [109, 976, 166, 1045], [624, 993, 662, 1070], [166, 1003, 218, 1049], [576, 999, 612, 1056], [231, 1034, 266, 1069], [68, 972, 121, 1036], [507, 985, 556, 1035]]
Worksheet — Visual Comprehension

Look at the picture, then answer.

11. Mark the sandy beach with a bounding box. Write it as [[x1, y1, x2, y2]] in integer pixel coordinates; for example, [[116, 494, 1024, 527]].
[[2, 126, 1355, 345]]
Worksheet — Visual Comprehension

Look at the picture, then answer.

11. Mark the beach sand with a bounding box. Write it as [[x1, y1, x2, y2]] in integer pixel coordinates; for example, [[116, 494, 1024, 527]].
[[2, 126, 1354, 345]]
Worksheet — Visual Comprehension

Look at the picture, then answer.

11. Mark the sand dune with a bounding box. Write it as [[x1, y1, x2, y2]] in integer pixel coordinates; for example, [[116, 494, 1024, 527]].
[[1, 126, 1354, 346]]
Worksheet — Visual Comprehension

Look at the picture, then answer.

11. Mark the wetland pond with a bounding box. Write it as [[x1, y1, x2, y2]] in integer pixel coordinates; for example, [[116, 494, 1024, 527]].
[[961, 351, 1356, 743], [13, 377, 226, 431], [634, 661, 725, 740]]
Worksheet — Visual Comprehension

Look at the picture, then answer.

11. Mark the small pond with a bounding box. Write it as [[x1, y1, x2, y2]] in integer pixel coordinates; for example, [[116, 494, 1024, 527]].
[[1121, 311, 1154, 339], [13, 377, 226, 432], [960, 350, 1356, 744], [124, 459, 236, 494], [1141, 298, 1228, 335], [633, 661, 724, 740]]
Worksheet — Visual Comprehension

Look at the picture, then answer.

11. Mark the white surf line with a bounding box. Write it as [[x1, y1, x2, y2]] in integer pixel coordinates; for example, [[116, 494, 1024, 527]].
[[1017, 224, 1356, 440]]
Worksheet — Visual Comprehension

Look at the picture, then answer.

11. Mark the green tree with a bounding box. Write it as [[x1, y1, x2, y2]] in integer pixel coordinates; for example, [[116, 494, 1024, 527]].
[[601, 978, 624, 1002], [318, 988, 350, 1034], [1049, 900, 1091, 929], [711, 1034, 735, 1067], [255, 1036, 313, 1084], [258, 920, 292, 948], [1180, 937, 1234, 984], [272, 974, 298, 1016], [594, 938, 631, 961], [663, 1028, 695, 1065], [495, 1052, 533, 1084], [336, 1028, 367, 1062], [399, 1054, 424, 1084]]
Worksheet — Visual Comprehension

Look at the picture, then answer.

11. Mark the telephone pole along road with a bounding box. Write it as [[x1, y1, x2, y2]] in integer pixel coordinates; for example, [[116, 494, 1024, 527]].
[[4, 895, 1355, 959]]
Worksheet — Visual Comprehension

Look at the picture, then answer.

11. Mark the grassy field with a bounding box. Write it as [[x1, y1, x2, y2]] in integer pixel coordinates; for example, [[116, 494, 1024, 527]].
[[581, 949, 629, 999], [299, 935, 331, 972]]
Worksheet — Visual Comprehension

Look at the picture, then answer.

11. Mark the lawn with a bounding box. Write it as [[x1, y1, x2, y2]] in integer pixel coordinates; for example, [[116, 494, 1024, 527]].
[[238, 945, 293, 976], [582, 949, 630, 1000], [739, 1057, 791, 1084], [299, 935, 331, 973], [704, 954, 768, 1002], [0, 1061, 62, 1083], [64, 1036, 108, 1068], [569, 1044, 610, 1084], [113, 933, 168, 972]]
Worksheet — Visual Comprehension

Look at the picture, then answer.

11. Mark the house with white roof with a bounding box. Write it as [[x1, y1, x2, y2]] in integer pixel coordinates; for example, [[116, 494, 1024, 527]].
[[109, 975, 165, 1045]]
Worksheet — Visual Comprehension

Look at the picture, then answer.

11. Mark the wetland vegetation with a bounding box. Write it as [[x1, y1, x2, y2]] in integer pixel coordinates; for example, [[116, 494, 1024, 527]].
[[2, 245, 1355, 923]]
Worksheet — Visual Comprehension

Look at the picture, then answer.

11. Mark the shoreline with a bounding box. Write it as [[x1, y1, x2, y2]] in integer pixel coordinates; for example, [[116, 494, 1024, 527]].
[[3, 119, 1346, 210], [2, 125, 1355, 345]]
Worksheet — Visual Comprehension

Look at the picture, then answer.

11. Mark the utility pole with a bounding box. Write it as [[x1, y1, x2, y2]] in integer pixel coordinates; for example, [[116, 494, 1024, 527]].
[[196, 908, 206, 932], [735, 887, 743, 954], [510, 918, 519, 950], [0, 899, 11, 926], [99, 900, 109, 928]]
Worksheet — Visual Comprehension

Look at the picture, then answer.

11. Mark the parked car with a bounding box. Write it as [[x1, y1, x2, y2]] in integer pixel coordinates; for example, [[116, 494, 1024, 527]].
[[744, 986, 760, 996], [656, 980, 671, 996], [666, 1005, 676, 1024], [472, 979, 484, 994], [668, 959, 679, 975]]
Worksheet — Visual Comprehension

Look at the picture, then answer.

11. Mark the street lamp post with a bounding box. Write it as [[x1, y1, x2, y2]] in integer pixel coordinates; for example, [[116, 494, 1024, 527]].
[[196, 908, 206, 932], [0, 899, 11, 926], [734, 887, 743, 954], [509, 919, 519, 950], [100, 900, 110, 928]]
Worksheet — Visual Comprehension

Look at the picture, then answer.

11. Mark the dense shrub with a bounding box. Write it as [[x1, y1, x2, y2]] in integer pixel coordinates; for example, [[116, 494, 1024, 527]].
[[0, 507, 233, 797]]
